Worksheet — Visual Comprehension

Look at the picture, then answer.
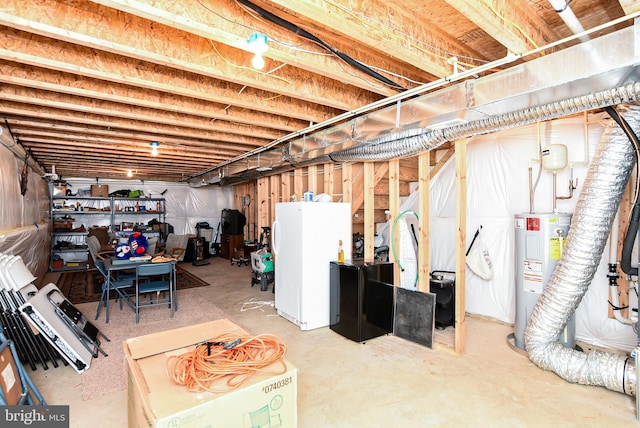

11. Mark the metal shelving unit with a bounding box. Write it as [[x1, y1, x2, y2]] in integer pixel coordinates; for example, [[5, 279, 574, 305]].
[[49, 193, 166, 272]]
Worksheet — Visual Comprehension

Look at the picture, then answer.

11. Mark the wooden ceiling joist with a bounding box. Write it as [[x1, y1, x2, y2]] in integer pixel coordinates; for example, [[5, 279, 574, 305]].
[[0, 0, 629, 182], [89, 0, 428, 95], [0, 85, 284, 141], [263, 0, 491, 78], [445, 0, 560, 55], [1, 104, 273, 148], [0, 27, 343, 123], [0, 0, 382, 112], [0, 61, 307, 133]]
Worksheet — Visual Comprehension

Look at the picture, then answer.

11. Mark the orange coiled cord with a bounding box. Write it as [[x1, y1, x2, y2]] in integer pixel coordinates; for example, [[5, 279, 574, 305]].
[[166, 332, 287, 393]]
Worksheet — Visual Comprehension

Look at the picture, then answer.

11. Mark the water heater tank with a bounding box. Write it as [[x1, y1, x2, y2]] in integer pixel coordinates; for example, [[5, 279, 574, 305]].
[[514, 212, 574, 351], [541, 144, 568, 171]]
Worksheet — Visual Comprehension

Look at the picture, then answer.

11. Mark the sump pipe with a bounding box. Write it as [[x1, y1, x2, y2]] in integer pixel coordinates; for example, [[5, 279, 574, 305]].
[[524, 104, 639, 396], [329, 83, 640, 162]]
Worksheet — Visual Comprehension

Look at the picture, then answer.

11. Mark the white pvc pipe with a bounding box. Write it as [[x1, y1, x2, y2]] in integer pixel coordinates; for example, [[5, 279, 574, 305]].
[[548, 0, 588, 42]]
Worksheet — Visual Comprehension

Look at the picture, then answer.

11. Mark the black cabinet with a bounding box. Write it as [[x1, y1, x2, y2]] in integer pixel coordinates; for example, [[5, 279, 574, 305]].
[[429, 274, 455, 329], [330, 261, 394, 342]]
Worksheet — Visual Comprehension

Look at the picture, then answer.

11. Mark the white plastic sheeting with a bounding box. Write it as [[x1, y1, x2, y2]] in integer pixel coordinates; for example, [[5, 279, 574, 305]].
[[0, 142, 50, 281], [0, 143, 49, 231], [0, 134, 233, 283], [379, 113, 638, 352], [62, 178, 233, 236]]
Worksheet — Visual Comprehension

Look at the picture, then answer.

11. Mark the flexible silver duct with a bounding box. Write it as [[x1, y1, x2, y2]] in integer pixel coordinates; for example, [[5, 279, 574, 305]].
[[331, 83, 640, 395], [329, 83, 640, 162], [525, 104, 639, 396]]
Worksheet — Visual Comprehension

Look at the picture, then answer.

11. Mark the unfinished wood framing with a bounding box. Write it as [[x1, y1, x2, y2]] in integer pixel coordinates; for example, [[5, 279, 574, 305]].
[[417, 152, 430, 294], [237, 150, 469, 353], [389, 159, 401, 288], [454, 138, 468, 354], [363, 162, 375, 262]]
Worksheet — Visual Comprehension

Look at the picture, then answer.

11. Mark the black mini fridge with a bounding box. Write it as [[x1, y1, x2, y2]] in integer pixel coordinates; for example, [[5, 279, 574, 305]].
[[329, 261, 394, 342]]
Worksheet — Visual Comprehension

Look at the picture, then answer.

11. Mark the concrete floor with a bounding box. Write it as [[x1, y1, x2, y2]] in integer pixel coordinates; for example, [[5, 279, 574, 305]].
[[26, 257, 640, 427]]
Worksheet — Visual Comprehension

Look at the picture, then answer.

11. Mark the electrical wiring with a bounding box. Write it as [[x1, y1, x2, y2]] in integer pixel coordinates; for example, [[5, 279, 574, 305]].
[[1, 118, 17, 149], [234, 0, 406, 91], [240, 298, 275, 312], [480, 0, 544, 55], [195, 0, 431, 92], [166, 332, 287, 393], [207, 39, 293, 86], [605, 106, 640, 279], [321, 0, 489, 68]]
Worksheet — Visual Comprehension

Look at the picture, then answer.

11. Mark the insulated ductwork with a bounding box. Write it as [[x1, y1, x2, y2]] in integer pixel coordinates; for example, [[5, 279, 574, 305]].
[[330, 84, 640, 162], [525, 104, 639, 397]]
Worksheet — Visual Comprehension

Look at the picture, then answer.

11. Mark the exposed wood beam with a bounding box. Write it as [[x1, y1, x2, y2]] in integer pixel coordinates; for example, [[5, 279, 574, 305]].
[[0, 0, 382, 111], [445, 0, 559, 55], [619, 0, 640, 14], [89, 0, 419, 96], [262, 0, 490, 78], [0, 61, 305, 133], [0, 85, 283, 141], [0, 27, 341, 123], [7, 119, 248, 156], [431, 148, 455, 179], [16, 133, 237, 161], [0, 104, 271, 149]]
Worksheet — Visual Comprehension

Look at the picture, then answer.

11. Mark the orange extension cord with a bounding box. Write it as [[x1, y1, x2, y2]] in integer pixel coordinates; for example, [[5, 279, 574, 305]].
[[166, 332, 288, 393]]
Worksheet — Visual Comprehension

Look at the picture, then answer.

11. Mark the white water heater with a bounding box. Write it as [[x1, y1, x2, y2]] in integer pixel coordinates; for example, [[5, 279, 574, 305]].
[[514, 212, 574, 350]]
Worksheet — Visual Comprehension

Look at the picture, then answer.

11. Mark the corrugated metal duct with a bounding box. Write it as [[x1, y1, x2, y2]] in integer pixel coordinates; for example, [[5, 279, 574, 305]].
[[329, 84, 640, 162], [525, 104, 639, 397]]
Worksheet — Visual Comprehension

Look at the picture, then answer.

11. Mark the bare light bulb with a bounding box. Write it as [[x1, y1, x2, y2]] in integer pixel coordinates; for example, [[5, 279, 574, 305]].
[[251, 54, 265, 70], [247, 32, 268, 70], [150, 141, 160, 156], [127, 170, 133, 178]]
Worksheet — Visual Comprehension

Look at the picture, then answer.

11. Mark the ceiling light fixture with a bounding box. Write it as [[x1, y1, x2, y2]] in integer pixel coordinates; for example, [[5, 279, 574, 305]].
[[247, 32, 268, 70], [127, 169, 133, 178], [150, 141, 160, 156]]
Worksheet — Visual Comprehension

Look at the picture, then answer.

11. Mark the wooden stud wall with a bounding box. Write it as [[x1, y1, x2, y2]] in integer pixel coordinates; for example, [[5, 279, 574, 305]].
[[234, 144, 465, 353], [454, 138, 467, 354]]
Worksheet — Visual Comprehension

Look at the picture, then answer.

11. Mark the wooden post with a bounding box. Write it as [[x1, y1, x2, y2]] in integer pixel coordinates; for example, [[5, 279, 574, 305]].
[[418, 152, 430, 293], [342, 163, 353, 203], [293, 169, 304, 201], [454, 138, 467, 354], [364, 162, 375, 262], [389, 159, 400, 287], [324, 163, 334, 199]]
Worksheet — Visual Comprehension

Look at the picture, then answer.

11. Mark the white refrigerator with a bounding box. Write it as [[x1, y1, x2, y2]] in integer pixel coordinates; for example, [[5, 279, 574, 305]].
[[272, 202, 352, 330]]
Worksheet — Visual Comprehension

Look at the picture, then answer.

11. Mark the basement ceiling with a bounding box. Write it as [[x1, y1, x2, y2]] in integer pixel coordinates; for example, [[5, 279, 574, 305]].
[[0, 0, 635, 183]]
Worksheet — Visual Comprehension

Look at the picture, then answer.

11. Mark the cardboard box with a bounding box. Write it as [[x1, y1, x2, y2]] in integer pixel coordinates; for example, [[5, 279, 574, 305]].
[[90, 184, 109, 197], [125, 319, 297, 428], [53, 184, 67, 196]]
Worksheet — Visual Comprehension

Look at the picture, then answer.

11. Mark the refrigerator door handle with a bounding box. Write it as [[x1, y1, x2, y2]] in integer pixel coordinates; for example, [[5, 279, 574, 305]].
[[271, 219, 280, 256]]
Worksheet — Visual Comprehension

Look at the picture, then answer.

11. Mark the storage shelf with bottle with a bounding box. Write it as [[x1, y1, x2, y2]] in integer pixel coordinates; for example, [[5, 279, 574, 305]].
[[50, 195, 112, 271], [111, 197, 166, 243], [49, 195, 166, 272]]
